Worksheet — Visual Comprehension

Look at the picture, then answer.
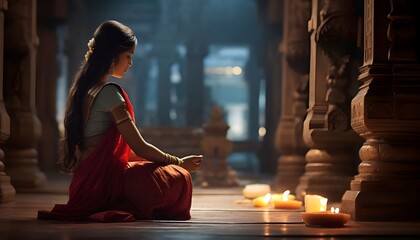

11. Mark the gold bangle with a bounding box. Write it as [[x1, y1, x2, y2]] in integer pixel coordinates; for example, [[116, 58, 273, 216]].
[[165, 153, 183, 166]]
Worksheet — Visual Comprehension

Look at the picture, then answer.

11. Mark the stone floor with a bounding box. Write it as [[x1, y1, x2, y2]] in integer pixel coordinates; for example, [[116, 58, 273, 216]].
[[1, 175, 420, 239]]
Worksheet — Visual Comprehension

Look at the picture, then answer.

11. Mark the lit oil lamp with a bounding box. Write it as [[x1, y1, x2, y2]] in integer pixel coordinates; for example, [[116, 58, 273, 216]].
[[301, 207, 351, 228], [272, 190, 302, 209], [252, 193, 271, 207], [304, 194, 328, 212]]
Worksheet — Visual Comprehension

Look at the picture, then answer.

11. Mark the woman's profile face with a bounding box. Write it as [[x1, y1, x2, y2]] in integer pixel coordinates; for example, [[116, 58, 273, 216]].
[[111, 46, 135, 78]]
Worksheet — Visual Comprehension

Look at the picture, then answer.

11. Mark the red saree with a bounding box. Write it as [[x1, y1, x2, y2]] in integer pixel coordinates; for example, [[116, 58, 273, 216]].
[[38, 84, 192, 222]]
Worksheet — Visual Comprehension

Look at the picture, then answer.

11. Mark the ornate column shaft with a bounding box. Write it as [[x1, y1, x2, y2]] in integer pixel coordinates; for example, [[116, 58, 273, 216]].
[[4, 0, 46, 190], [154, 1, 179, 126], [179, 1, 207, 128], [133, 54, 151, 124], [184, 40, 207, 127], [0, 0, 15, 203], [273, 0, 310, 193], [296, 0, 363, 201], [155, 43, 176, 126], [256, 0, 283, 175], [341, 0, 420, 221], [245, 47, 261, 142], [36, 0, 66, 173]]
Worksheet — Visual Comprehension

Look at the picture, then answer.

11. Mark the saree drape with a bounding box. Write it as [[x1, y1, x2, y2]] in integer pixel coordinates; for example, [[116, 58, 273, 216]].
[[38, 84, 192, 222]]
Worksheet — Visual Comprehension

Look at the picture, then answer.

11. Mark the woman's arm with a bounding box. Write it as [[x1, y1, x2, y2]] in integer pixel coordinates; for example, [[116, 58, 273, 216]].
[[105, 90, 202, 172], [116, 119, 168, 163], [115, 116, 202, 172], [105, 98, 170, 165], [95, 84, 201, 168]]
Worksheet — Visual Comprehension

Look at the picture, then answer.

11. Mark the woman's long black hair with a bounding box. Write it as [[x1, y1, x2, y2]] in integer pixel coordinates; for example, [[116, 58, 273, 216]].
[[61, 20, 137, 172]]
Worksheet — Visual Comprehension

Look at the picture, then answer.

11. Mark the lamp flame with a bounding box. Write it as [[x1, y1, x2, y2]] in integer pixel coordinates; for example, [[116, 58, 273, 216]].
[[264, 193, 272, 203], [331, 207, 340, 213], [282, 190, 290, 201], [320, 198, 328, 212]]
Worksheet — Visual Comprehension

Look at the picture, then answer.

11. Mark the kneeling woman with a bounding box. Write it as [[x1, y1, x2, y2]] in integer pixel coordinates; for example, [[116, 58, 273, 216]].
[[38, 20, 202, 222]]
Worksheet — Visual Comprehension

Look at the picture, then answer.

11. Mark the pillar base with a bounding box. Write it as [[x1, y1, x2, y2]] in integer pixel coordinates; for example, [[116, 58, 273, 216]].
[[272, 154, 306, 194], [4, 149, 47, 191], [0, 172, 16, 203], [295, 147, 358, 201], [342, 139, 420, 221], [341, 188, 420, 221], [0, 150, 15, 203]]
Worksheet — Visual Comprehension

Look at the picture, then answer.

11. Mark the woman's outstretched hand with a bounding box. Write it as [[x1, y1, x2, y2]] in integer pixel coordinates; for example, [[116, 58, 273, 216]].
[[180, 155, 203, 173]]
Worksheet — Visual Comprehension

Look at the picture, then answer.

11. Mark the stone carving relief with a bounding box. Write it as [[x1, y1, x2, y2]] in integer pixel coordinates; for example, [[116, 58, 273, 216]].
[[4, 1, 28, 109], [316, 0, 359, 132], [286, 0, 311, 74], [287, 0, 311, 122]]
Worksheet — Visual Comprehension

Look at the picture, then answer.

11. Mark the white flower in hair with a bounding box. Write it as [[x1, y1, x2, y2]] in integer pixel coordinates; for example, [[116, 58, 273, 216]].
[[84, 38, 96, 61]]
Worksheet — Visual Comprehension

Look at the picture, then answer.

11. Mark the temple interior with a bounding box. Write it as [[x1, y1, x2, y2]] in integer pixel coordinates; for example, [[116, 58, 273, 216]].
[[1, 0, 420, 239]]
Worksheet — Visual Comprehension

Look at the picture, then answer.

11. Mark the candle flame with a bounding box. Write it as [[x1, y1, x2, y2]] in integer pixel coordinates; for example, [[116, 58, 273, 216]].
[[264, 193, 272, 203], [331, 207, 340, 213], [282, 190, 290, 201], [320, 198, 328, 212]]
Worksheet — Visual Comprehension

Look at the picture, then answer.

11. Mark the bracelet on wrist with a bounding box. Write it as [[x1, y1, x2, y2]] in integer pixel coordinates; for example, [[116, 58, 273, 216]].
[[165, 153, 183, 166]]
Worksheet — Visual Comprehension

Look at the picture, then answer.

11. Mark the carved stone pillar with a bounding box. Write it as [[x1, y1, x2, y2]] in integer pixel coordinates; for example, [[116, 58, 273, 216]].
[[152, 0, 176, 126], [256, 0, 283, 175], [341, 0, 420, 221], [66, 0, 89, 89], [36, 0, 66, 173], [0, 0, 15, 203], [296, 0, 362, 201], [179, 1, 207, 128], [184, 41, 207, 127], [155, 43, 176, 126], [133, 54, 151, 124], [4, 0, 46, 190], [196, 105, 238, 187], [273, 0, 310, 193], [244, 47, 261, 142]]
